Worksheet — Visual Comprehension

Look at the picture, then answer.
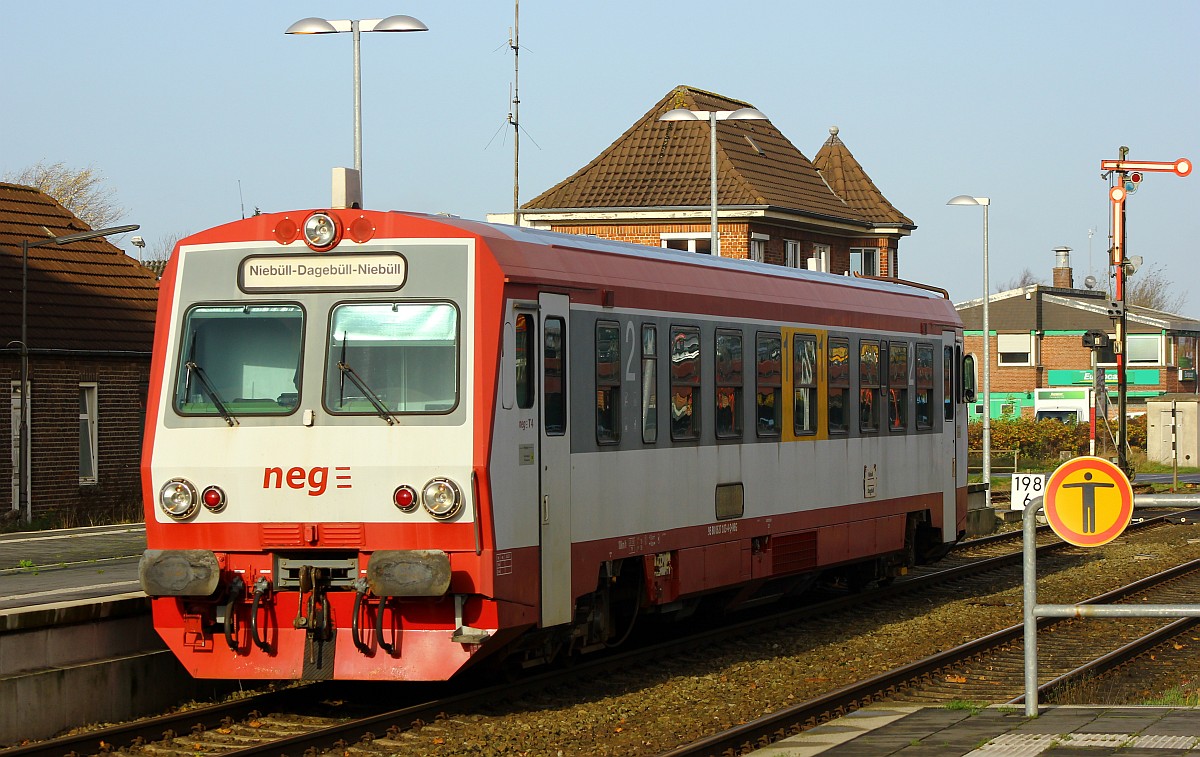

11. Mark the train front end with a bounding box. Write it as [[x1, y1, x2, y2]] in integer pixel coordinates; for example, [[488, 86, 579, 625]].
[[140, 209, 518, 680]]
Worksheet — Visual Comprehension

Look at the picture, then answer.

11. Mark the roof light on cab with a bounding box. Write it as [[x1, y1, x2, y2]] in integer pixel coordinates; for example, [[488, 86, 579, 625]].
[[303, 211, 341, 251]]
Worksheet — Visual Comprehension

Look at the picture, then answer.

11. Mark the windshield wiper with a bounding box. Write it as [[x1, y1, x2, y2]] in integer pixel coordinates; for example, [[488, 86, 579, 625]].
[[185, 361, 239, 427], [337, 362, 395, 425]]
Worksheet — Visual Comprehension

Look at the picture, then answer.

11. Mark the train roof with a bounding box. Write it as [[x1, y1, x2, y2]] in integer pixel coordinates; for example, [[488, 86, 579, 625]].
[[409, 212, 946, 300], [176, 209, 960, 331]]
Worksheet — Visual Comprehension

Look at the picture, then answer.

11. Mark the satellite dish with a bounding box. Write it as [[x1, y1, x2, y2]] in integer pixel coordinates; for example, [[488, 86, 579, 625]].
[[1084, 275, 1098, 290]]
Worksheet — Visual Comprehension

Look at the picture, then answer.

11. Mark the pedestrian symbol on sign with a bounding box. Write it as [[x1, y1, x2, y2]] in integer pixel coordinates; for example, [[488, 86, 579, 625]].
[[1060, 472, 1114, 534], [1043, 456, 1133, 547]]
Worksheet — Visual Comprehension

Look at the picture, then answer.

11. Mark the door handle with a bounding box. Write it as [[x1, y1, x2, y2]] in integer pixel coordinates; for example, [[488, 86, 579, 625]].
[[542, 494, 550, 524]]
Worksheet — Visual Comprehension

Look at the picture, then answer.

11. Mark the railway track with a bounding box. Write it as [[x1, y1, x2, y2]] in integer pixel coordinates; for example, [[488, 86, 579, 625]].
[[5, 508, 1197, 757]]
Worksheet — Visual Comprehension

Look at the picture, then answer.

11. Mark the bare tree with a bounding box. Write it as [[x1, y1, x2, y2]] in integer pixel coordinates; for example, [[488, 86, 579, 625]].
[[1126, 263, 1189, 314], [149, 232, 187, 263], [996, 267, 1044, 292], [4, 161, 126, 229]]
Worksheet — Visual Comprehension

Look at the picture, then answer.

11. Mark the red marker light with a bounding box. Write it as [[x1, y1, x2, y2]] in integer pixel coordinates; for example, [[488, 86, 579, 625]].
[[393, 485, 418, 512], [201, 486, 227, 512]]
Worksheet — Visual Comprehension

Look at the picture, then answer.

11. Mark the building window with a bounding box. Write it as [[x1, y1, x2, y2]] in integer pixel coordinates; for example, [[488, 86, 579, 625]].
[[715, 330, 743, 439], [1098, 333, 1162, 365], [750, 234, 768, 263], [595, 322, 621, 444], [661, 233, 712, 255], [642, 325, 658, 444], [1126, 333, 1161, 364], [785, 240, 801, 268], [850, 247, 879, 277], [80, 383, 98, 484], [756, 332, 782, 436], [670, 326, 701, 439], [810, 244, 830, 272], [997, 333, 1033, 366]]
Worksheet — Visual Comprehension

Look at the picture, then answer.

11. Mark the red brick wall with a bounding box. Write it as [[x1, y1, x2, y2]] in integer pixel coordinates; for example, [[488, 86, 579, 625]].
[[541, 221, 904, 276], [963, 332, 1198, 404], [1, 355, 149, 524]]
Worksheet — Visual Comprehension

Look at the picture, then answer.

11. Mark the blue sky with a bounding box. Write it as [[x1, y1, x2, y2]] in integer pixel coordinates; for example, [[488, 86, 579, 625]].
[[4, 1, 1197, 308]]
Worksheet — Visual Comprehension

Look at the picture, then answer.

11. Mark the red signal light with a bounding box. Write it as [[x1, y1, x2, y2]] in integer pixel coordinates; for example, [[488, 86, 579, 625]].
[[1129, 172, 1143, 183]]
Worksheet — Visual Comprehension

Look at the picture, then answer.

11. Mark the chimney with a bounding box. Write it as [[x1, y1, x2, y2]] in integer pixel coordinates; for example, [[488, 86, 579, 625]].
[[1052, 245, 1073, 288]]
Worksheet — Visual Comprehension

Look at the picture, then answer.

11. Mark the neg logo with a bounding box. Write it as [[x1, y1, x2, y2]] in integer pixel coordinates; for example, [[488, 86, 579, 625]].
[[263, 466, 351, 496]]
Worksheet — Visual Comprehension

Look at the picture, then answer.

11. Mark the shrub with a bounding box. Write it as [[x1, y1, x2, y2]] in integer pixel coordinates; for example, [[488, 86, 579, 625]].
[[967, 417, 1093, 464]]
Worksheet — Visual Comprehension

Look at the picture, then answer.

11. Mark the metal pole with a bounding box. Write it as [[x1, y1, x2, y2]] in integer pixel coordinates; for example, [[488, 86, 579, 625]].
[[709, 112, 719, 257], [1023, 498, 1040, 716], [352, 19, 362, 179], [1116, 197, 1128, 475], [18, 239, 29, 520], [982, 202, 992, 508]]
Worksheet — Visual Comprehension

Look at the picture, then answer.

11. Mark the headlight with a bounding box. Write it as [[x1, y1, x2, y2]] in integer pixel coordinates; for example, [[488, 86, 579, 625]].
[[159, 478, 199, 520], [422, 478, 462, 520], [302, 211, 340, 250]]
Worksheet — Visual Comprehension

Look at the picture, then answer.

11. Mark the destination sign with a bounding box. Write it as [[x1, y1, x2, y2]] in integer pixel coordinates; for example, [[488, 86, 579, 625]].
[[239, 253, 407, 292]]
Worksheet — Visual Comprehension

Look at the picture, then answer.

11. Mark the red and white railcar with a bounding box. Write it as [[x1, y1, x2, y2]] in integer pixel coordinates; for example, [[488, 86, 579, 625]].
[[140, 207, 971, 680]]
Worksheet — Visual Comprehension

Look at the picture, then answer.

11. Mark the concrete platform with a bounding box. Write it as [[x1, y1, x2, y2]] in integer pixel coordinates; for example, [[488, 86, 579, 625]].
[[0, 524, 234, 745], [751, 705, 1200, 756]]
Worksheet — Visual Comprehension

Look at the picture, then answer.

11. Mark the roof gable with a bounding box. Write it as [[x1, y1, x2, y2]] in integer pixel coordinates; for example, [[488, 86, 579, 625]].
[[523, 85, 870, 225], [813, 127, 914, 228], [0, 182, 159, 353]]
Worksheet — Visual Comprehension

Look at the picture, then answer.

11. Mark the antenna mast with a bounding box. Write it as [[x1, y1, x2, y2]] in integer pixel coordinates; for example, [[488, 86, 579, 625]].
[[509, 0, 520, 225]]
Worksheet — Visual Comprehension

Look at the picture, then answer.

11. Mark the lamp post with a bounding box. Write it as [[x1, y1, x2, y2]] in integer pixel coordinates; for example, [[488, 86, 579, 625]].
[[659, 106, 767, 256], [286, 15, 428, 196], [947, 195, 991, 507], [17, 223, 140, 522]]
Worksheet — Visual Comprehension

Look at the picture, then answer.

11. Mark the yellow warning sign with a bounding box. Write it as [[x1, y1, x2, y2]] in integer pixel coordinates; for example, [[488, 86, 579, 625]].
[[1043, 456, 1133, 547]]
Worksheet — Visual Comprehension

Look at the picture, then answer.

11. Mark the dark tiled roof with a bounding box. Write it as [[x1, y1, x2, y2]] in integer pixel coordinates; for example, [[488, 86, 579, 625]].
[[813, 127, 914, 228], [0, 182, 159, 353], [523, 85, 871, 226]]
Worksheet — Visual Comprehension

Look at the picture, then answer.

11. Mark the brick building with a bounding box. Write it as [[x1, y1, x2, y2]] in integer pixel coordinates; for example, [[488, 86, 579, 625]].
[[1, 183, 159, 524], [955, 248, 1200, 420], [501, 85, 914, 277]]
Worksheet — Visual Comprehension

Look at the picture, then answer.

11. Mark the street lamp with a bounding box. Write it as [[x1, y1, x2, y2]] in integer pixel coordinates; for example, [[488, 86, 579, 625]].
[[659, 106, 767, 256], [947, 195, 991, 508], [16, 224, 140, 522], [286, 15, 428, 196]]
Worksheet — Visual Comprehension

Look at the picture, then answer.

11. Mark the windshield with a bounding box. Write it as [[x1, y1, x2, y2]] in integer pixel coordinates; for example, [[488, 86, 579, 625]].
[[326, 302, 459, 415], [174, 305, 304, 415]]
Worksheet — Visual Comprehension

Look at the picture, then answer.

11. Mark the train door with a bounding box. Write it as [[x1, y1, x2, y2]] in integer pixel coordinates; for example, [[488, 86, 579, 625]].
[[942, 330, 961, 530], [538, 293, 573, 627]]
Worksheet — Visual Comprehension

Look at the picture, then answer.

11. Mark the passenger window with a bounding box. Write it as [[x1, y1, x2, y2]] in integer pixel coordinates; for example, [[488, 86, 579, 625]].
[[944, 346, 954, 422], [859, 340, 881, 433], [888, 342, 908, 432], [544, 318, 566, 435], [793, 334, 817, 435], [641, 325, 658, 443], [670, 326, 700, 440], [756, 332, 782, 436], [715, 330, 743, 439], [828, 338, 850, 434], [916, 343, 934, 430], [596, 322, 620, 444], [515, 314, 534, 410]]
